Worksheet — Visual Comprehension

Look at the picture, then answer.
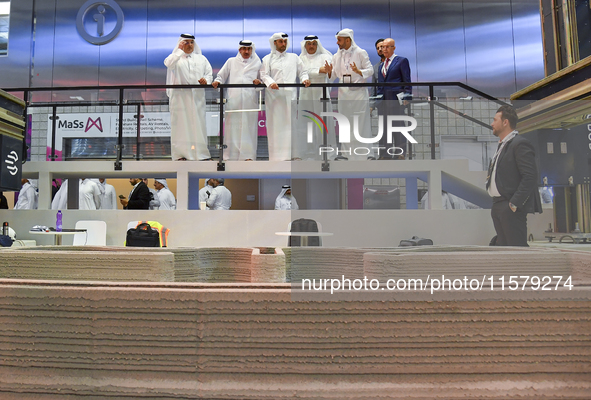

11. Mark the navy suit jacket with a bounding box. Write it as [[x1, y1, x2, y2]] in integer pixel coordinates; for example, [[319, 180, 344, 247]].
[[377, 55, 411, 100]]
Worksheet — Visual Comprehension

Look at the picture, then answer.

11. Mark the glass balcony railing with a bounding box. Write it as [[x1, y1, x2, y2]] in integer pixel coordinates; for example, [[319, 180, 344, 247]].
[[5, 81, 508, 172]]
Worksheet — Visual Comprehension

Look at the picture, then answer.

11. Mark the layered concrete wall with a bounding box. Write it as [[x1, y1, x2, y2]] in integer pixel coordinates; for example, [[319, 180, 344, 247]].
[[2, 245, 589, 285], [0, 246, 273, 283], [0, 250, 175, 281], [0, 281, 589, 399], [0, 245, 590, 398]]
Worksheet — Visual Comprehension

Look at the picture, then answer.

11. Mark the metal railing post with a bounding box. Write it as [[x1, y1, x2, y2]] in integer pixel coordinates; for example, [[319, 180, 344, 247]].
[[134, 103, 143, 160], [114, 88, 124, 170], [429, 85, 436, 160], [406, 95, 413, 160], [49, 105, 58, 161], [217, 86, 225, 171], [22, 89, 30, 164], [321, 85, 330, 171]]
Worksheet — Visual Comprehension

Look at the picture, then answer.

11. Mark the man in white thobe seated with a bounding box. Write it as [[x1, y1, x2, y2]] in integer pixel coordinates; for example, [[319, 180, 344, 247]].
[[14, 179, 38, 210], [260, 32, 310, 161], [296, 35, 337, 160], [212, 40, 262, 161], [205, 178, 232, 210], [153, 178, 176, 210], [79, 179, 101, 210], [275, 185, 299, 210], [164, 33, 213, 161], [325, 28, 374, 160], [97, 178, 117, 210]]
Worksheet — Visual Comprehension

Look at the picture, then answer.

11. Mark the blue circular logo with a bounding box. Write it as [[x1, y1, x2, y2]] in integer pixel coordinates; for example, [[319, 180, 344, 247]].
[[76, 0, 124, 45]]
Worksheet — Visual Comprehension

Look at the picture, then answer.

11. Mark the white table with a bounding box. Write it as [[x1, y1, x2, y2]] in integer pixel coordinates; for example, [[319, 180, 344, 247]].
[[29, 229, 86, 245], [275, 231, 333, 246]]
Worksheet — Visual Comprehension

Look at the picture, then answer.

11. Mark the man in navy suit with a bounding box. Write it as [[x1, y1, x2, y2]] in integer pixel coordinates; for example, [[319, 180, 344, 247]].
[[376, 38, 412, 159], [486, 105, 542, 246]]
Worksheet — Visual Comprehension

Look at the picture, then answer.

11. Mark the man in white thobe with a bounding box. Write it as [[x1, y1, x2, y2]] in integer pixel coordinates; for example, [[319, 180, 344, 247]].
[[421, 190, 454, 210], [79, 179, 101, 210], [213, 40, 262, 161], [154, 178, 176, 210], [296, 35, 336, 160], [51, 179, 68, 210], [275, 185, 299, 210], [260, 32, 310, 161], [164, 33, 213, 161], [198, 178, 213, 210], [206, 178, 232, 210], [51, 179, 104, 210], [326, 28, 374, 160], [15, 179, 38, 210], [97, 179, 117, 210], [142, 178, 160, 210]]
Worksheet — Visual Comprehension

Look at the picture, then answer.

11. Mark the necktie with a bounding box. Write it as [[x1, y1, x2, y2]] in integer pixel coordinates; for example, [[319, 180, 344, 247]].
[[382, 58, 390, 77], [486, 142, 503, 189]]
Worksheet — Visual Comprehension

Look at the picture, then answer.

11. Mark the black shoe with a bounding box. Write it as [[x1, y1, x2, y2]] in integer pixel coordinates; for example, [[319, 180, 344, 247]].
[[334, 155, 348, 161]]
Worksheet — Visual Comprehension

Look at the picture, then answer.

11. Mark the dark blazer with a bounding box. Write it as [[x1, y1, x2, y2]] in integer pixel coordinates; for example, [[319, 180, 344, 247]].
[[126, 181, 151, 210], [377, 55, 412, 100], [0, 192, 8, 209], [493, 135, 542, 214], [372, 61, 382, 98]]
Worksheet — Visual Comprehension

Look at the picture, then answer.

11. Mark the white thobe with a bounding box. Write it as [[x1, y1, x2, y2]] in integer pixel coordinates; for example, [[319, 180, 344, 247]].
[[52, 180, 68, 210], [99, 183, 118, 210], [165, 48, 213, 160], [157, 188, 176, 210], [296, 51, 336, 159], [275, 195, 299, 210], [148, 187, 159, 210], [15, 182, 38, 210], [199, 185, 213, 209], [421, 191, 454, 210], [332, 46, 374, 160], [206, 185, 232, 210], [260, 52, 309, 161], [79, 179, 101, 210], [215, 55, 262, 160]]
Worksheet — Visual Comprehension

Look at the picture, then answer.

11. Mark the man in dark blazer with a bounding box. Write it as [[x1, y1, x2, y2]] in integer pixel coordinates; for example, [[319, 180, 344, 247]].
[[486, 105, 542, 246], [119, 178, 151, 210], [376, 38, 411, 159], [371, 38, 385, 98]]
